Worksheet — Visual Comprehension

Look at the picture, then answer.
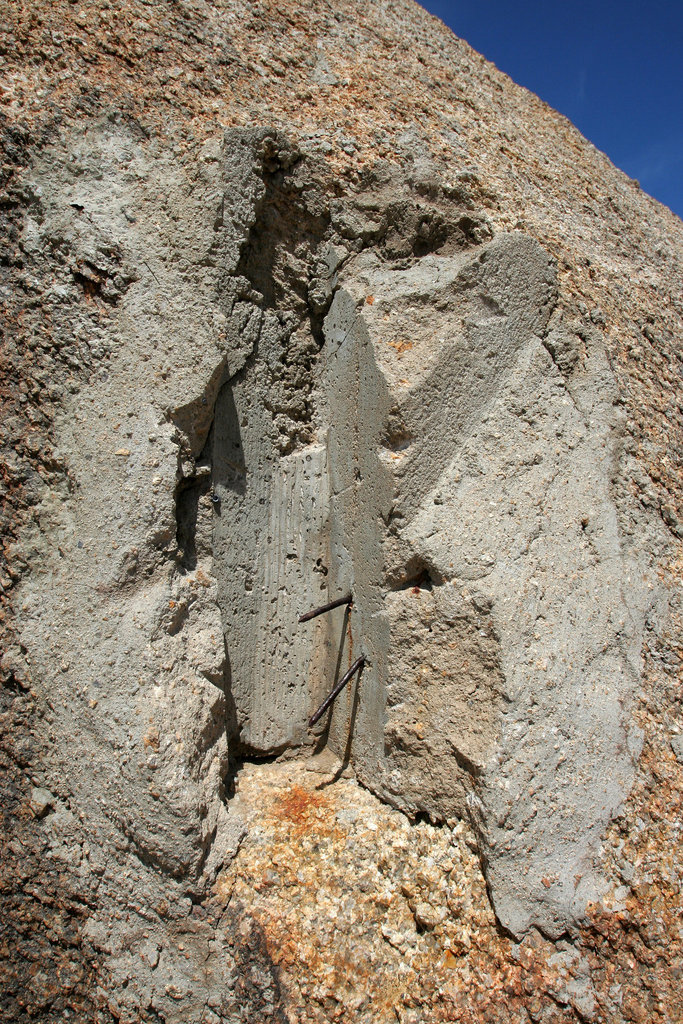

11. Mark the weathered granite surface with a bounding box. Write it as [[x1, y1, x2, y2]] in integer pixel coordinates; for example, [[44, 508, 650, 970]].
[[1, 2, 682, 1022]]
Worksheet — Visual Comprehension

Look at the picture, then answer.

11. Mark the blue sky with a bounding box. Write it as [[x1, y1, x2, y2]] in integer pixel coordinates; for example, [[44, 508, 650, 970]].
[[420, 1, 683, 220]]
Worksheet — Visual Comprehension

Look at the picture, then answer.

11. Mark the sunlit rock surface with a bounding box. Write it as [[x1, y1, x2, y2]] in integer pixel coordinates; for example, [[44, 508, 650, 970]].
[[1, 2, 682, 1022]]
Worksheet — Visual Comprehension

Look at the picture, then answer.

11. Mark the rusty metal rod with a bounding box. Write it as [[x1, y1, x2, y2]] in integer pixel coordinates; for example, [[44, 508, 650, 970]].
[[308, 656, 365, 728], [299, 594, 352, 623]]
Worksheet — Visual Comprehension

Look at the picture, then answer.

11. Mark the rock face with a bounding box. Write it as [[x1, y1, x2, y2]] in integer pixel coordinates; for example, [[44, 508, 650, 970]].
[[1, 2, 682, 1022], [319, 233, 653, 940]]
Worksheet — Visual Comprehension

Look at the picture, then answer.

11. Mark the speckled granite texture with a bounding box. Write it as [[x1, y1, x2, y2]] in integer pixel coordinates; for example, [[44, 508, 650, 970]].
[[1, 2, 682, 1022]]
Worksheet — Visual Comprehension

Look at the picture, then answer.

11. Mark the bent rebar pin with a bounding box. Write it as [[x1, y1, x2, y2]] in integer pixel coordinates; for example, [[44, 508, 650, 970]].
[[299, 594, 352, 623], [308, 655, 365, 728]]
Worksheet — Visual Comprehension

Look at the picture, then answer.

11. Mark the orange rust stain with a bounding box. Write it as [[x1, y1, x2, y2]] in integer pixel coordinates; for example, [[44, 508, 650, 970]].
[[346, 609, 354, 663], [388, 339, 413, 354], [272, 784, 331, 831]]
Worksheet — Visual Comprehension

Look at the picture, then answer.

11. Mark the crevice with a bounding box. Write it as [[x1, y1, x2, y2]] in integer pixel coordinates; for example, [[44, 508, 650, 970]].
[[386, 554, 441, 592], [232, 133, 334, 455], [360, 776, 462, 833], [211, 374, 247, 497], [174, 471, 211, 570], [448, 742, 484, 779], [1, 669, 26, 693], [224, 751, 296, 802]]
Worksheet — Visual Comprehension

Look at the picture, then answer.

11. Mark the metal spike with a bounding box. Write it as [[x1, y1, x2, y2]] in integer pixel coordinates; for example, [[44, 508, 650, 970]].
[[309, 656, 365, 728], [299, 594, 352, 623]]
